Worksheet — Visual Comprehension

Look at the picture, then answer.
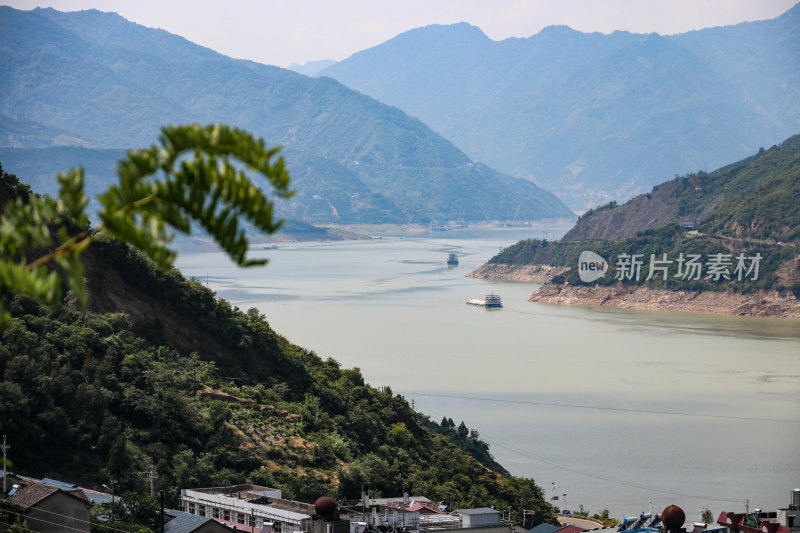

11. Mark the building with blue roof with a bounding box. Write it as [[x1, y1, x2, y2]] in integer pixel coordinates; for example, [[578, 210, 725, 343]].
[[165, 508, 247, 532]]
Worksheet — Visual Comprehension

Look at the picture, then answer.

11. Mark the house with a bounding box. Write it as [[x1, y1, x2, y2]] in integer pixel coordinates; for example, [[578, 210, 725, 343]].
[[180, 484, 313, 532], [527, 524, 561, 533], [2, 479, 91, 533], [453, 508, 513, 533], [39, 476, 114, 505], [164, 509, 236, 533], [717, 490, 800, 533]]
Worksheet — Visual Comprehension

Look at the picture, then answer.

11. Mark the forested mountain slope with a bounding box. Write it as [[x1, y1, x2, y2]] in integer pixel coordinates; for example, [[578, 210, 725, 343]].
[[0, 169, 554, 524], [0, 6, 572, 223], [563, 134, 800, 242]]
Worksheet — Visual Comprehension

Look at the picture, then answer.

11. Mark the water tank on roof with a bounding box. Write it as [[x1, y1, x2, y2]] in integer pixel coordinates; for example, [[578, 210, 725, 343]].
[[663, 505, 686, 530], [315, 496, 337, 516]]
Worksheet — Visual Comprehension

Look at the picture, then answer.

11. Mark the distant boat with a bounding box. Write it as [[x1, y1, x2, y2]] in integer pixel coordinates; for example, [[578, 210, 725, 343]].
[[447, 253, 459, 266], [263, 245, 279, 250], [466, 293, 503, 309]]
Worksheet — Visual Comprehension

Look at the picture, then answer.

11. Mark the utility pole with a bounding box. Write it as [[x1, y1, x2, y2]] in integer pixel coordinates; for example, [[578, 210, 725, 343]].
[[402, 487, 407, 526], [1, 435, 9, 493], [102, 480, 117, 504], [523, 510, 536, 529], [137, 465, 158, 495]]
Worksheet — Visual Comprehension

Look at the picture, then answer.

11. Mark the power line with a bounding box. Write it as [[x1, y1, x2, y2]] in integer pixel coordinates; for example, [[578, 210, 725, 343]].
[[401, 391, 800, 423], [1, 505, 134, 533], [480, 433, 745, 504], [413, 404, 747, 506]]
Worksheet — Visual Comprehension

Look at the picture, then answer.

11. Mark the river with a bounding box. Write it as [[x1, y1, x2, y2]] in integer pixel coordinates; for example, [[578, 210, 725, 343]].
[[176, 226, 800, 519]]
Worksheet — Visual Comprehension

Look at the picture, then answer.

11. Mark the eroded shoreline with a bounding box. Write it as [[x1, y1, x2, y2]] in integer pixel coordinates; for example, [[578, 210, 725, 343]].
[[469, 264, 800, 318]]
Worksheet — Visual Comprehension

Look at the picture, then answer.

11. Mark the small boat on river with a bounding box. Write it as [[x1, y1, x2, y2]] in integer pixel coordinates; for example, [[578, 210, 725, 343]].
[[466, 293, 503, 309]]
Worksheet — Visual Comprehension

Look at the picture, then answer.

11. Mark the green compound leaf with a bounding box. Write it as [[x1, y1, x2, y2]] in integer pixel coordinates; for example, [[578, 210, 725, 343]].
[[0, 123, 292, 328]]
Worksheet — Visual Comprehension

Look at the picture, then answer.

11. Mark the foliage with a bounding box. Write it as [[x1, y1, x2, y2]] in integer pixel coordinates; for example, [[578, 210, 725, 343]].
[[0, 124, 292, 326], [426, 416, 508, 474], [0, 500, 28, 529], [590, 508, 619, 526], [0, 284, 554, 525], [490, 225, 799, 294], [0, 169, 555, 529], [92, 492, 160, 531], [676, 135, 800, 243], [8, 522, 32, 533], [577, 201, 617, 221]]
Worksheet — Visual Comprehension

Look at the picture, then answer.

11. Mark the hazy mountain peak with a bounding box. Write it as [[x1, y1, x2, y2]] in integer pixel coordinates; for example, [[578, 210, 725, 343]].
[[27, 5, 223, 62], [322, 5, 799, 209], [0, 6, 573, 223], [385, 21, 490, 47], [536, 24, 580, 36]]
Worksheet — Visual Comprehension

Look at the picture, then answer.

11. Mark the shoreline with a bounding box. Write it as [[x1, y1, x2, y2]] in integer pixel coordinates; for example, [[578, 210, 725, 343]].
[[529, 283, 800, 318], [467, 263, 569, 282], [469, 264, 800, 318]]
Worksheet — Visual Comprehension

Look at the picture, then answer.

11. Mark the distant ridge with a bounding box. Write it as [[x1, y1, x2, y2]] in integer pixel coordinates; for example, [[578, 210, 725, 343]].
[[563, 134, 800, 243], [0, 6, 573, 224], [288, 59, 337, 76], [321, 5, 800, 208]]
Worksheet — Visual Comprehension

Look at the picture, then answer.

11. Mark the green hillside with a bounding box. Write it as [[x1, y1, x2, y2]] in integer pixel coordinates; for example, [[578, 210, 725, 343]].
[[0, 169, 554, 524], [0, 6, 573, 224], [563, 134, 800, 243], [491, 225, 799, 295], [487, 137, 800, 298]]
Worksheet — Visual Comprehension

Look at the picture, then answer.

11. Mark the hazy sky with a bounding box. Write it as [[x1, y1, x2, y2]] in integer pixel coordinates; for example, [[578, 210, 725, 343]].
[[5, 0, 798, 67]]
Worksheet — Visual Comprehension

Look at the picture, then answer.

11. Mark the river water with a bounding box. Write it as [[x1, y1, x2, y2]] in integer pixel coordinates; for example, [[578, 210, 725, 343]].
[[176, 226, 800, 519]]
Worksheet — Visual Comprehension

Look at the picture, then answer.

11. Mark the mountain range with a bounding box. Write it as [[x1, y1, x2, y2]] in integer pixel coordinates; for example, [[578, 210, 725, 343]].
[[320, 5, 800, 209], [0, 6, 573, 224]]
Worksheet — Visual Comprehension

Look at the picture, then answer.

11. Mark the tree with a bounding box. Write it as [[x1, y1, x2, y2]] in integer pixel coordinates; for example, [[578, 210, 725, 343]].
[[0, 123, 293, 326], [94, 491, 160, 531], [701, 508, 714, 524]]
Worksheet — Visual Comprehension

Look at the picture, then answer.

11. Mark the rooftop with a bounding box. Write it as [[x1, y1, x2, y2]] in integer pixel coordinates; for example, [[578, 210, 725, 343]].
[[459, 508, 501, 516]]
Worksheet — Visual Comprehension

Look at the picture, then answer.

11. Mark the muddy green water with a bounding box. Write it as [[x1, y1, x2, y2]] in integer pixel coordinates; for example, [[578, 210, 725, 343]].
[[177, 227, 800, 519]]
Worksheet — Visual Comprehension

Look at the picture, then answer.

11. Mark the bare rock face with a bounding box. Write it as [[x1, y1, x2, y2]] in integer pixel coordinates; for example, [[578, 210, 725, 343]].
[[529, 282, 800, 318], [468, 263, 568, 282], [563, 179, 687, 241]]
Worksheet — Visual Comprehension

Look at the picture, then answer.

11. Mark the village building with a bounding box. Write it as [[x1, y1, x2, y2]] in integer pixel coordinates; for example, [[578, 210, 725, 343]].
[[1, 478, 91, 533], [180, 484, 314, 531]]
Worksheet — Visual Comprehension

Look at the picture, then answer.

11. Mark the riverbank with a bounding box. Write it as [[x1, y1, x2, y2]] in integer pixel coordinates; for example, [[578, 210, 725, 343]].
[[529, 283, 800, 318], [467, 263, 568, 282], [469, 263, 800, 318]]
